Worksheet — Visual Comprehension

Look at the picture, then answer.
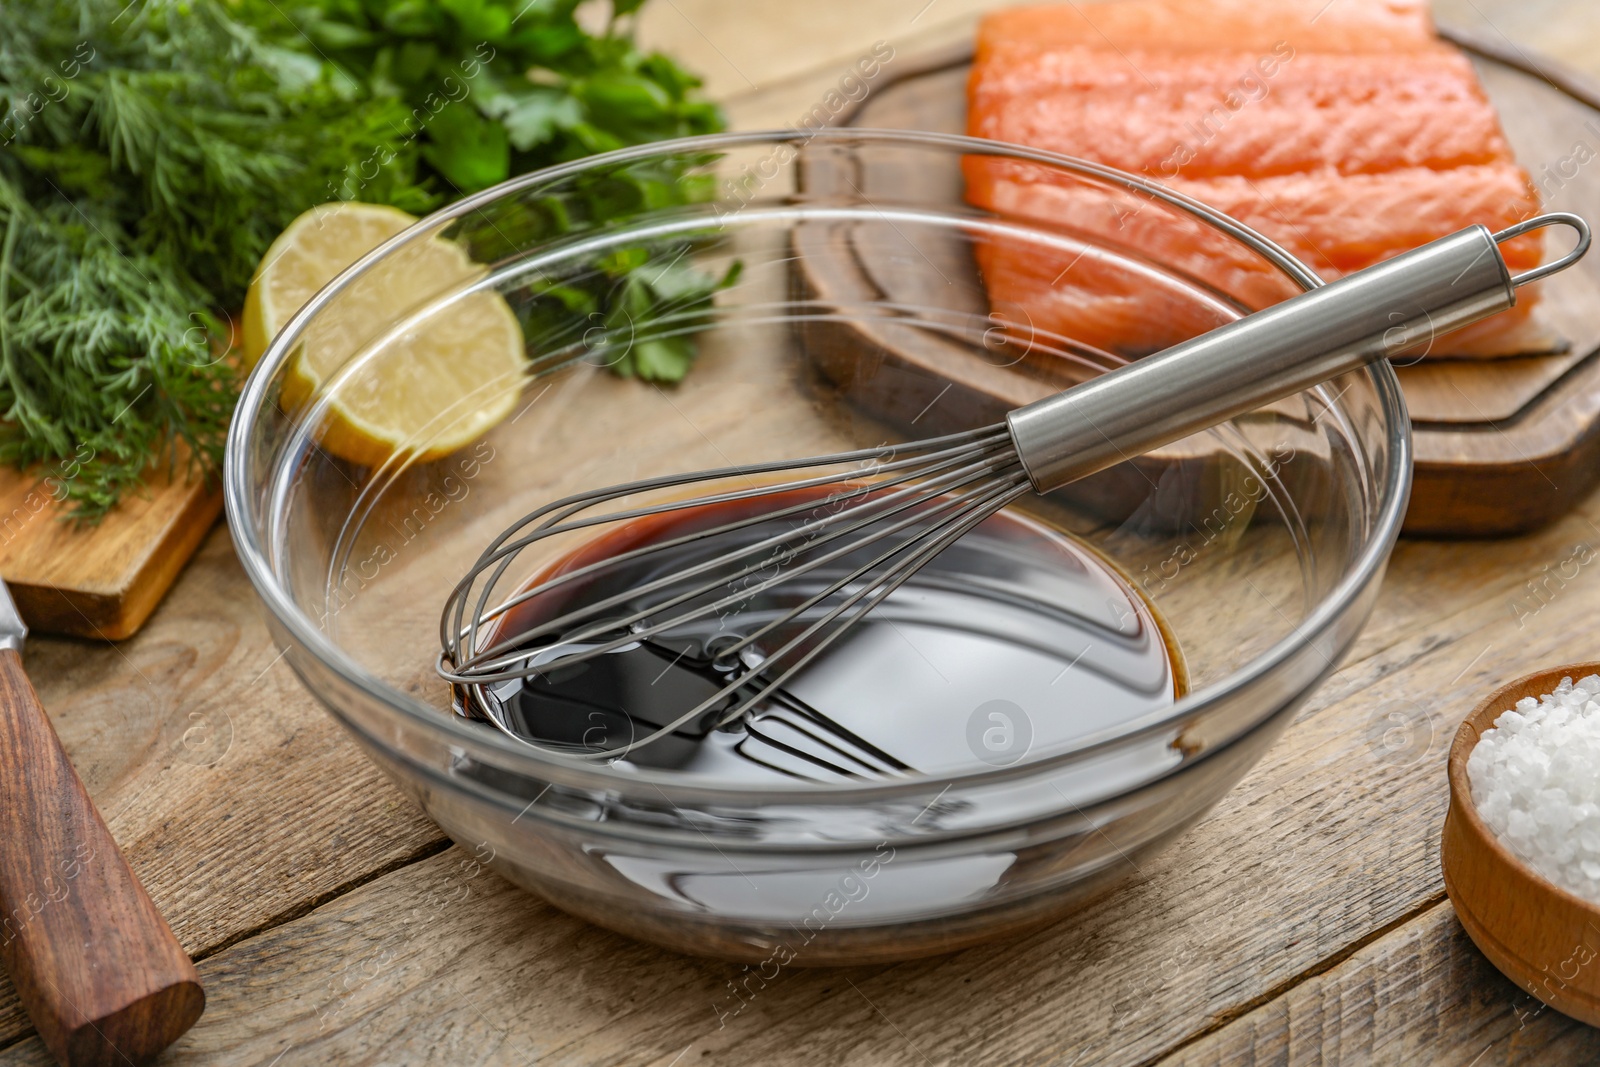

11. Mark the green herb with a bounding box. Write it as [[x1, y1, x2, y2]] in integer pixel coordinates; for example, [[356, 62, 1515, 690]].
[[0, 0, 723, 518], [283, 0, 724, 194], [447, 155, 741, 382], [282, 0, 738, 383]]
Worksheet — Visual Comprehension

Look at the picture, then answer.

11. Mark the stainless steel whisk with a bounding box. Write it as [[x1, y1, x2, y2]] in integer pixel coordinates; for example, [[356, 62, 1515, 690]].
[[440, 214, 1589, 762]]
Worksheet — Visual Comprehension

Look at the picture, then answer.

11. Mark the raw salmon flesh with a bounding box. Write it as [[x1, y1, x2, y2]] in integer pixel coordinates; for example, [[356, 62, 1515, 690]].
[[965, 0, 1550, 358]]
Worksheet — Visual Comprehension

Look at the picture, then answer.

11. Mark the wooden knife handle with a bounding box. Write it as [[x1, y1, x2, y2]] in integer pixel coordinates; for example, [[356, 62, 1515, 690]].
[[0, 648, 203, 1066]]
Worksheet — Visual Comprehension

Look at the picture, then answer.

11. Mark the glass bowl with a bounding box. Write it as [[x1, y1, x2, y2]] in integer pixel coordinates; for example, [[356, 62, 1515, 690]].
[[225, 130, 1409, 964]]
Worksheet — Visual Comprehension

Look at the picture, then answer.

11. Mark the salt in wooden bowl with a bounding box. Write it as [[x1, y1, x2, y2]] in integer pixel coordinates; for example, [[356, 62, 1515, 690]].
[[1442, 662, 1600, 1026]]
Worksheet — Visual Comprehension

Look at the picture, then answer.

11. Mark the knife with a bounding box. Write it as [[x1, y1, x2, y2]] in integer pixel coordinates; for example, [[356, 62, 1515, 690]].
[[0, 578, 203, 1066]]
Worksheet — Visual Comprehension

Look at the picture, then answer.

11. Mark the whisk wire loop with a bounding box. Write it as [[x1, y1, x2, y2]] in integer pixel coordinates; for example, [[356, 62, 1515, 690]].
[[446, 434, 1017, 669], [440, 444, 1022, 684], [439, 424, 1009, 664], [567, 469, 1032, 761], [441, 429, 1012, 656], [438, 425, 1033, 761]]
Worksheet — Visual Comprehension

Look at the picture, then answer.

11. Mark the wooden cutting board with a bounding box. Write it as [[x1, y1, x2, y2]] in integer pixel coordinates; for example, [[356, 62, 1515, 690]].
[[806, 25, 1600, 537], [0, 451, 220, 640]]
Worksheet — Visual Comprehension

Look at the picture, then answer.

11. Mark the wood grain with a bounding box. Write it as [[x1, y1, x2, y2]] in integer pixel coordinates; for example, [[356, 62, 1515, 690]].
[[634, 0, 999, 102], [1158, 902, 1600, 1066], [0, 452, 220, 641], [0, 2, 1596, 1064], [0, 493, 1589, 1065], [0, 648, 202, 1065], [0, 530, 445, 1054]]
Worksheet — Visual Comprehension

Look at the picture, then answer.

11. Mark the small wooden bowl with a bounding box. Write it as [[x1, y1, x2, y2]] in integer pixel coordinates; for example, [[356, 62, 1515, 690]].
[[1442, 662, 1600, 1026]]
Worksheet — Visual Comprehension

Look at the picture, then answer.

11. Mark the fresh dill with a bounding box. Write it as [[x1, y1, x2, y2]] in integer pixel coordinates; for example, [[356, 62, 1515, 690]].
[[0, 0, 723, 517]]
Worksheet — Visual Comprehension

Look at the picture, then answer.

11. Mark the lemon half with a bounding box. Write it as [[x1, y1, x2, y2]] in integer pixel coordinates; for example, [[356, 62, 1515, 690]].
[[242, 202, 525, 467]]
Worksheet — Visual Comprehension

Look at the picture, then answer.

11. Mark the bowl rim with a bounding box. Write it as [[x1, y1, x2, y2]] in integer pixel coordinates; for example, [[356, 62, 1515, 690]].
[[223, 127, 1413, 803], [1446, 662, 1600, 920]]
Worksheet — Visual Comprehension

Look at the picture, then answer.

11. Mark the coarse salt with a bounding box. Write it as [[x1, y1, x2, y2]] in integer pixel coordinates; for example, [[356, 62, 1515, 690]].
[[1466, 674, 1600, 904]]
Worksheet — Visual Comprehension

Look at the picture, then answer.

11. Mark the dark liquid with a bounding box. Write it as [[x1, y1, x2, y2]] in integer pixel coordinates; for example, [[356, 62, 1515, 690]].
[[459, 491, 1181, 783]]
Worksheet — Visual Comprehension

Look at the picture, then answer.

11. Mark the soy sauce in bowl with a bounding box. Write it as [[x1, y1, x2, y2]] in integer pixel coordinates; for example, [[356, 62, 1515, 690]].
[[455, 487, 1184, 784]]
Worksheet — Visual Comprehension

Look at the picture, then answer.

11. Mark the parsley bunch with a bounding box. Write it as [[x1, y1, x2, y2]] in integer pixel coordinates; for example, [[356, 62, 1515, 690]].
[[288, 0, 724, 193], [0, 0, 723, 517]]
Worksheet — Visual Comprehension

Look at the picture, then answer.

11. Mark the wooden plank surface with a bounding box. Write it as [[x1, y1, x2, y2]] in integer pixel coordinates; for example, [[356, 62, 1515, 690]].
[[0, 454, 220, 640], [2, 1, 1599, 1064], [4, 494, 1600, 1064], [1157, 903, 1600, 1066], [0, 531, 444, 1052]]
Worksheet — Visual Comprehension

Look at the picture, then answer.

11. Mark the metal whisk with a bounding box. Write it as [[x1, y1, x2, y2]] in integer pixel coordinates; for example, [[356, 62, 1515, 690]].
[[440, 214, 1589, 763]]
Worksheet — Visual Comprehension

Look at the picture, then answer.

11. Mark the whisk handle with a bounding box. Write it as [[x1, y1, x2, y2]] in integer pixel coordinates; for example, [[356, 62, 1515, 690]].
[[1007, 214, 1589, 493]]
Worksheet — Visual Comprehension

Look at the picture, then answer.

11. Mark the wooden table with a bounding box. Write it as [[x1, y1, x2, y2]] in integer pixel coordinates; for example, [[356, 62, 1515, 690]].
[[4, 1, 1600, 1063]]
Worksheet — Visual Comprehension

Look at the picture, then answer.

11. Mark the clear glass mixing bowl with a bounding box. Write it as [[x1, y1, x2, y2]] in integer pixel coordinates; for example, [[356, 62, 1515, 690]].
[[225, 130, 1409, 963]]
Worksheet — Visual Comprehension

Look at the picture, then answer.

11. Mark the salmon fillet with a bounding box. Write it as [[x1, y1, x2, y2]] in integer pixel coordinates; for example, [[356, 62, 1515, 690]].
[[965, 0, 1550, 359], [971, 52, 1513, 178], [974, 0, 1440, 61]]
